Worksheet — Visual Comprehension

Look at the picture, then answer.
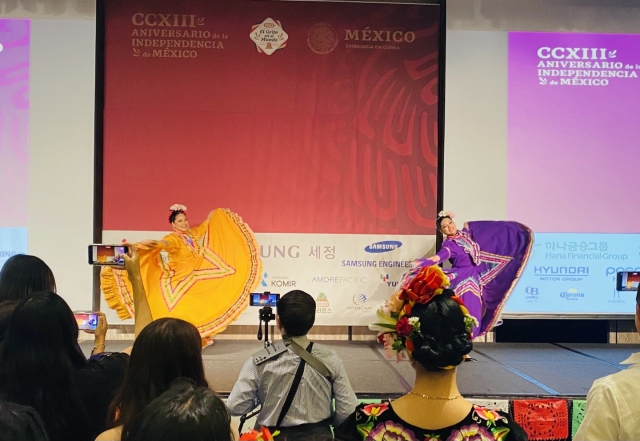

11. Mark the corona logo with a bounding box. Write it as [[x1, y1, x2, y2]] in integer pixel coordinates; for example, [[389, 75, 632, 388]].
[[345, 28, 415, 43]]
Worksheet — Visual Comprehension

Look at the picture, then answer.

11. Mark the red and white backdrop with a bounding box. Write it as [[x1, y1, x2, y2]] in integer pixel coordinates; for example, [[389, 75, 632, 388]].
[[102, 0, 442, 325]]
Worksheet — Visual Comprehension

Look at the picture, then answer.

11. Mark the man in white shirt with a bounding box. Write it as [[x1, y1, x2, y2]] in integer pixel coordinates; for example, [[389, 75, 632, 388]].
[[226, 290, 358, 436], [574, 287, 640, 440]]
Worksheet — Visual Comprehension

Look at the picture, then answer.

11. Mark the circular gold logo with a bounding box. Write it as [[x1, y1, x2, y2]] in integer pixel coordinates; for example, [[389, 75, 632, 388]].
[[307, 23, 338, 55]]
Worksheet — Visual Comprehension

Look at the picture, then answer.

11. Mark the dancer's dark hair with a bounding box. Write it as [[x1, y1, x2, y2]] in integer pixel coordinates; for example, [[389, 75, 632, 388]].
[[277, 290, 316, 337], [0, 292, 90, 441], [436, 214, 452, 232], [169, 210, 185, 224], [122, 379, 232, 441], [0, 254, 56, 302], [109, 318, 208, 438], [410, 289, 473, 372]]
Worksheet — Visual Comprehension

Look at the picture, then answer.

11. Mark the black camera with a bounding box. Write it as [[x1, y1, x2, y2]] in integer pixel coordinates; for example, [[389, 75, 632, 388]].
[[259, 306, 275, 323], [257, 292, 277, 345]]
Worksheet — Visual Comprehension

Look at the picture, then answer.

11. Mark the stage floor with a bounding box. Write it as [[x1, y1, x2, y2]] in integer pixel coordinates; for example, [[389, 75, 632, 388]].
[[81, 341, 640, 398]]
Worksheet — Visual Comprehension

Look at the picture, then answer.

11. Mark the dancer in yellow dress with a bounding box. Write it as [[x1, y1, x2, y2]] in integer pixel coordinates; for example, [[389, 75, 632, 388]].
[[101, 204, 261, 339]]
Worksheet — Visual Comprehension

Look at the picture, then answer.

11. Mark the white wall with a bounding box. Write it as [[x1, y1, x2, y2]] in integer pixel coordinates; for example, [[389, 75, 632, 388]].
[[443, 0, 640, 228], [1, 0, 96, 310], [28, 19, 96, 310], [4, 0, 640, 316]]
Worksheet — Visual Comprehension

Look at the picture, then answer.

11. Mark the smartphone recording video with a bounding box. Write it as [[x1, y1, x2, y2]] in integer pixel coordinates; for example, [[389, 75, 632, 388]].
[[617, 271, 640, 292], [74, 312, 99, 331], [88, 244, 128, 266], [250, 293, 280, 307]]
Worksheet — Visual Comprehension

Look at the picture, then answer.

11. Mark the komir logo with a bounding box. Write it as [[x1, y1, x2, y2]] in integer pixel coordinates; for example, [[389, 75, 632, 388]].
[[365, 241, 402, 254], [261, 273, 297, 288]]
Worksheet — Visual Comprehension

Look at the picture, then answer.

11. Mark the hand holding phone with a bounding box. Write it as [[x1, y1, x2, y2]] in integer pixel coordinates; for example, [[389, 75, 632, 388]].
[[617, 271, 640, 291], [74, 312, 100, 331], [88, 245, 129, 266]]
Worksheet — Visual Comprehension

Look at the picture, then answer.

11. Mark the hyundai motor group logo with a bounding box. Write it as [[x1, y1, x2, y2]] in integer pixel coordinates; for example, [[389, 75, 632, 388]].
[[364, 241, 402, 253]]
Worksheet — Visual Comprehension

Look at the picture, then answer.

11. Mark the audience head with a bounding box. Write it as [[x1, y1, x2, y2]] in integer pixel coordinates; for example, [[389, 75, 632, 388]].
[[111, 318, 208, 432], [0, 254, 56, 302], [376, 266, 473, 372], [123, 379, 232, 441], [0, 401, 49, 441], [276, 290, 316, 337], [410, 289, 473, 372], [0, 292, 89, 441]]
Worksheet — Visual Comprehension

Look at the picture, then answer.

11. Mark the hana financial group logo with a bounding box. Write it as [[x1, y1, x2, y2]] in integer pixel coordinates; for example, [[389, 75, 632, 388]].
[[364, 241, 402, 254]]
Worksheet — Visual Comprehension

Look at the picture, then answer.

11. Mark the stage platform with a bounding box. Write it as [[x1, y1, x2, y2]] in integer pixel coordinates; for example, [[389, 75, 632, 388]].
[[80, 340, 639, 399]]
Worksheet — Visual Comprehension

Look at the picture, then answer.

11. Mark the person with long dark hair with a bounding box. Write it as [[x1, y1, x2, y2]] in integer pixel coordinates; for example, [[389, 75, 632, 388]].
[[0, 254, 56, 301], [96, 318, 212, 441], [0, 254, 56, 343], [100, 204, 261, 342], [335, 266, 527, 441], [0, 401, 49, 441], [406, 210, 533, 337], [121, 379, 233, 441], [0, 246, 152, 441]]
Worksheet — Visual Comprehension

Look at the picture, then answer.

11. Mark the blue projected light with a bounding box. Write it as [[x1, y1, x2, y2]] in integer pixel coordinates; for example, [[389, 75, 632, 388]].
[[505, 233, 640, 315], [0, 228, 28, 270]]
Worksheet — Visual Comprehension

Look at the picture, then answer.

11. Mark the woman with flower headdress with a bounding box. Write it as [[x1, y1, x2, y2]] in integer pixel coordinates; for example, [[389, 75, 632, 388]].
[[335, 266, 528, 441], [100, 205, 261, 341], [406, 211, 532, 337]]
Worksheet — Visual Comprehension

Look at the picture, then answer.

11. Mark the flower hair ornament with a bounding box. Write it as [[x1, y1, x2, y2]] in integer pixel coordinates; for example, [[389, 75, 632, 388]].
[[239, 427, 279, 441], [437, 210, 454, 221], [168, 204, 188, 223], [370, 265, 478, 362]]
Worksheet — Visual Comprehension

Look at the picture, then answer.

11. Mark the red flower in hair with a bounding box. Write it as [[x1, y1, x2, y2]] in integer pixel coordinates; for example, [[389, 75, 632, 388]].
[[400, 266, 449, 305], [405, 338, 415, 353], [396, 317, 413, 337], [239, 427, 278, 441]]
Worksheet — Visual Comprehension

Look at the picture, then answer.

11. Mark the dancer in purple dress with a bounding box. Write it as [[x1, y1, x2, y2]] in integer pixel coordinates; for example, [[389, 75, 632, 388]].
[[411, 211, 533, 337]]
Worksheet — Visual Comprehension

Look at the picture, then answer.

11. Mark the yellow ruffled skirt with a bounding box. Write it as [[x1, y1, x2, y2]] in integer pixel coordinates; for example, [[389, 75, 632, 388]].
[[101, 208, 261, 337]]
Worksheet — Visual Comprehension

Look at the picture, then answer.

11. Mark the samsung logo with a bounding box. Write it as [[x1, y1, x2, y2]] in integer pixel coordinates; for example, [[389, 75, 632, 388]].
[[364, 241, 402, 254]]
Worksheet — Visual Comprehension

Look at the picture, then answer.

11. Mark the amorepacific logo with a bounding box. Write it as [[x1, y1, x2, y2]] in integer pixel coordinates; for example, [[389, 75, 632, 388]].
[[364, 241, 402, 254]]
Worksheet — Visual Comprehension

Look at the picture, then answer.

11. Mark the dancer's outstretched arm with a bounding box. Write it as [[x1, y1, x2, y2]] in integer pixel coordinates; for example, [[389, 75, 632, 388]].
[[189, 210, 213, 239]]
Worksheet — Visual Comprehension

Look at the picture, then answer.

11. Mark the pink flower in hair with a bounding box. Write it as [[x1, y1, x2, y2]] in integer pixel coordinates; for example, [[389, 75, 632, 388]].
[[169, 204, 187, 212]]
